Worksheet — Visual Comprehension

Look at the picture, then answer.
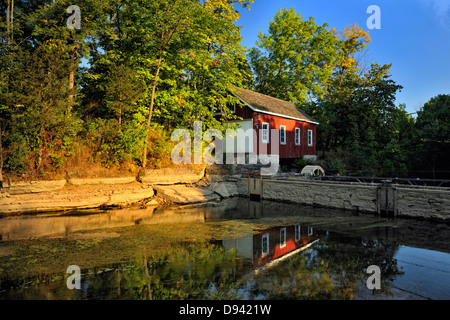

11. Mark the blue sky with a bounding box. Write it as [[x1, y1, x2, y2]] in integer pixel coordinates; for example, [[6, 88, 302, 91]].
[[235, 0, 450, 114]]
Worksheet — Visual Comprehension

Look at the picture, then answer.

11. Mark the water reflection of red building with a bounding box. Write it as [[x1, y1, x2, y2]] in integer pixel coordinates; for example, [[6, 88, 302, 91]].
[[254, 225, 316, 267], [222, 225, 317, 268]]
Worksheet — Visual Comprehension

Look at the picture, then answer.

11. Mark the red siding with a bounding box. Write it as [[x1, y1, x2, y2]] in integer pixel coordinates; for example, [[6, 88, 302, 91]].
[[233, 104, 316, 158], [255, 113, 316, 158], [234, 103, 254, 119]]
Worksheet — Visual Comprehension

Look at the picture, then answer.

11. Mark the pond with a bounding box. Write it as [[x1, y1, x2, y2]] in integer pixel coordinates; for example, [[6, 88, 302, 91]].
[[0, 197, 449, 300]]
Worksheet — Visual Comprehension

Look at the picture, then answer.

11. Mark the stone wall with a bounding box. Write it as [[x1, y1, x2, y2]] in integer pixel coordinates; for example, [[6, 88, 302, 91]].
[[259, 179, 378, 213], [237, 178, 450, 221], [396, 185, 450, 221]]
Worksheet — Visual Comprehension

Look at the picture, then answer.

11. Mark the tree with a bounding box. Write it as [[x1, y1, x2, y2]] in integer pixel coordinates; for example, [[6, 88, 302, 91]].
[[104, 63, 145, 130], [0, 41, 84, 176], [248, 8, 342, 104], [340, 64, 403, 175], [126, 0, 196, 168], [377, 104, 414, 177], [302, 24, 371, 152], [84, 0, 252, 167], [413, 95, 450, 179], [5, 0, 14, 45], [246, 10, 408, 177], [1, 0, 254, 175], [29, 0, 106, 111]]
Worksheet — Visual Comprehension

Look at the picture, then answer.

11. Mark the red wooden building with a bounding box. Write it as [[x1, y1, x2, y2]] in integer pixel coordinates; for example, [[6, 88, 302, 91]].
[[228, 86, 318, 160]]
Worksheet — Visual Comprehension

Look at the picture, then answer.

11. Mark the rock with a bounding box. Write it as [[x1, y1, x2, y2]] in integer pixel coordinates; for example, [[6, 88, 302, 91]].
[[153, 185, 220, 204], [140, 167, 205, 185], [107, 188, 154, 206], [209, 182, 230, 198], [209, 181, 239, 198], [68, 177, 136, 186], [0, 185, 155, 215], [2, 180, 67, 195], [145, 199, 160, 206]]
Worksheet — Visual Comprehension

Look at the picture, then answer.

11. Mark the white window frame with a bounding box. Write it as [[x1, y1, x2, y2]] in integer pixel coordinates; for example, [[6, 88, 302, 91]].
[[280, 125, 286, 145], [230, 103, 236, 113], [280, 227, 287, 248], [262, 233, 269, 255], [212, 105, 223, 115], [308, 227, 313, 236], [308, 129, 313, 147], [295, 225, 301, 241], [261, 122, 269, 144], [295, 128, 301, 146]]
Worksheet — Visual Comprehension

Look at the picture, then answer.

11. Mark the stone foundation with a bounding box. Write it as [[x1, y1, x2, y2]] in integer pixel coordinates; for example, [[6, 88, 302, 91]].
[[237, 177, 450, 221]]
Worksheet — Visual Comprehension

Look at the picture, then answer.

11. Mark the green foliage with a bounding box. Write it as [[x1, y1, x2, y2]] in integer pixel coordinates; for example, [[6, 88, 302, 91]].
[[247, 9, 415, 178], [145, 124, 175, 169], [3, 132, 29, 174], [292, 156, 310, 169], [249, 8, 341, 104], [0, 0, 254, 176], [324, 153, 347, 176], [0, 1, 445, 179], [412, 94, 450, 179]]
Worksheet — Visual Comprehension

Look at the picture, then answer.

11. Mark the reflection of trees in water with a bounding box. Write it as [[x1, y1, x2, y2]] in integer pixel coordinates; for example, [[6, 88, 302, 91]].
[[1, 234, 404, 300], [246, 233, 403, 299], [1, 242, 249, 300], [71, 243, 250, 300]]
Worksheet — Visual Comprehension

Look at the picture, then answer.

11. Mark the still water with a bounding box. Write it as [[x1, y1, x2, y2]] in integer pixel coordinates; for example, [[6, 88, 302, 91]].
[[0, 198, 449, 300]]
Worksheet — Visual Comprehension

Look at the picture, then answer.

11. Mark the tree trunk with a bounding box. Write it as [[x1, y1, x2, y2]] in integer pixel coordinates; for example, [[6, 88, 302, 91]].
[[142, 54, 162, 168], [6, 1, 10, 45], [68, 45, 79, 112], [68, 69, 74, 109], [144, 257, 152, 300], [6, 0, 13, 45], [10, 0, 14, 44], [115, 269, 121, 298], [0, 123, 3, 186], [118, 105, 122, 130]]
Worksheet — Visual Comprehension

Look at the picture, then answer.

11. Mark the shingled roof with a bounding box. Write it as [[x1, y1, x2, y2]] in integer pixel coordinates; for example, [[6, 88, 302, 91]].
[[230, 86, 318, 124]]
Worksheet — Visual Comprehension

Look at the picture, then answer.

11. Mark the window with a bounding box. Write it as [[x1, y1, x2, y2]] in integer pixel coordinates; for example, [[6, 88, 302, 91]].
[[295, 225, 301, 241], [280, 227, 286, 248], [280, 125, 286, 145], [295, 128, 301, 146], [230, 103, 236, 113], [211, 105, 223, 115], [261, 122, 269, 143], [262, 233, 269, 255], [308, 129, 313, 146], [308, 227, 313, 236]]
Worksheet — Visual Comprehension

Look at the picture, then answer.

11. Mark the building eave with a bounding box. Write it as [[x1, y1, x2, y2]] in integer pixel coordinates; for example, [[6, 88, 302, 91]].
[[231, 92, 320, 125]]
